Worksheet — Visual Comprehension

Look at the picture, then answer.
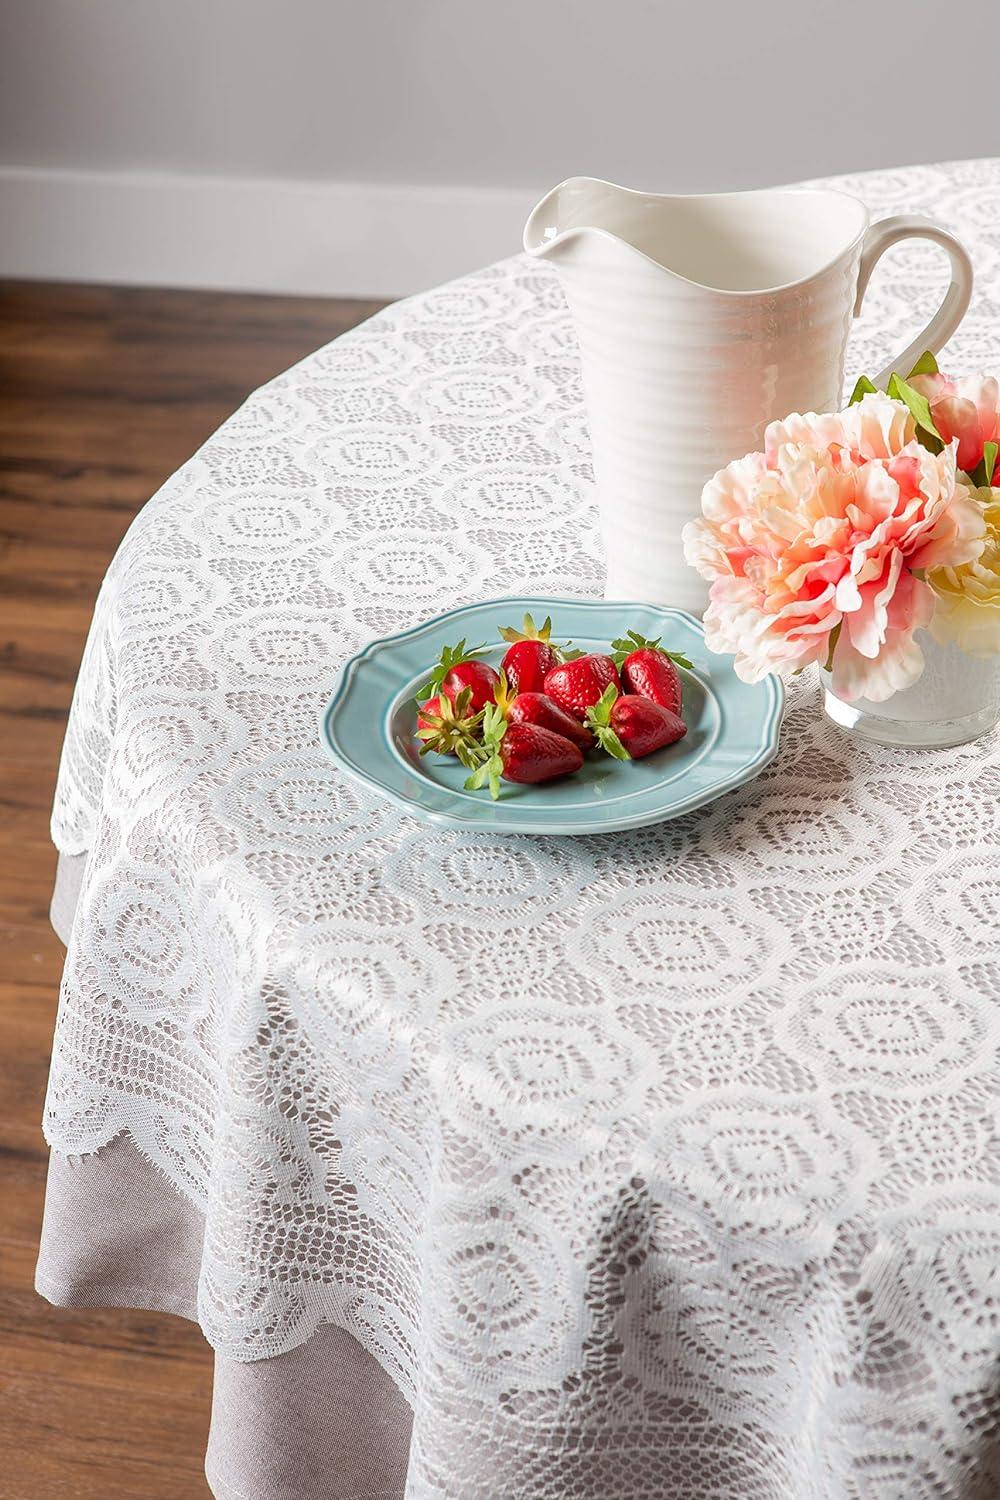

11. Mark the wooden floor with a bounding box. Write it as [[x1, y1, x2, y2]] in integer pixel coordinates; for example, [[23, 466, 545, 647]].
[[0, 281, 388, 1498]]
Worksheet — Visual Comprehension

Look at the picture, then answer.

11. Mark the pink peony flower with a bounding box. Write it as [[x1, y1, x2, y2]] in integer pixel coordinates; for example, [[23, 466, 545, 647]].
[[908, 370, 1000, 480], [683, 393, 985, 701]]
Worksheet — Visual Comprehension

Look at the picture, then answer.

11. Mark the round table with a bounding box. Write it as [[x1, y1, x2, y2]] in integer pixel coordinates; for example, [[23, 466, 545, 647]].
[[39, 160, 1000, 1499]]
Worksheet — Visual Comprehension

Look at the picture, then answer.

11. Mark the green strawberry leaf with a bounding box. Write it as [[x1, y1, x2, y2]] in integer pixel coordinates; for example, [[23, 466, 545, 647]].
[[414, 685, 486, 760], [464, 712, 505, 799], [968, 440, 998, 488], [585, 682, 619, 730], [848, 374, 879, 405], [415, 638, 488, 702], [478, 702, 507, 755], [464, 750, 503, 799], [584, 683, 629, 757], [499, 613, 582, 662], [498, 613, 553, 644], [611, 630, 661, 663], [610, 629, 693, 671], [455, 740, 488, 772], [595, 725, 631, 760], [906, 350, 939, 378], [886, 373, 943, 452]]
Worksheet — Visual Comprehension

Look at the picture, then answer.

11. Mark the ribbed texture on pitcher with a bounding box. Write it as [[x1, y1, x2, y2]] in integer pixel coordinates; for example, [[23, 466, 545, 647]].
[[554, 233, 860, 614]]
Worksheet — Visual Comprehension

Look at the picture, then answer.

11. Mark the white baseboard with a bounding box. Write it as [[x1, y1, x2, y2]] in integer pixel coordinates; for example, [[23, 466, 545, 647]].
[[0, 165, 540, 299]]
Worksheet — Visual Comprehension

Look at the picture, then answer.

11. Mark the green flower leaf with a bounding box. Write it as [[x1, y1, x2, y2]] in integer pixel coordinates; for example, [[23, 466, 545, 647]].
[[848, 375, 879, 406], [906, 350, 939, 378], [968, 440, 998, 488], [886, 373, 943, 453], [823, 620, 842, 674]]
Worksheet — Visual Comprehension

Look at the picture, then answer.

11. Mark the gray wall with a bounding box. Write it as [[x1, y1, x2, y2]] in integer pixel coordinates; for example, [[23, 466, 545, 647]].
[[2, 0, 996, 192], [1, 0, 996, 295]]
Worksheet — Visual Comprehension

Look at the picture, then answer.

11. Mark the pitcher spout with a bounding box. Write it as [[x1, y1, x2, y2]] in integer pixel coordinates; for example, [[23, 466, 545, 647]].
[[523, 177, 638, 261]]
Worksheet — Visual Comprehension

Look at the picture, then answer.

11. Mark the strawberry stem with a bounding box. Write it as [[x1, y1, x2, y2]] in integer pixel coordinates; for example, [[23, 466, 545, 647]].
[[491, 668, 516, 719], [463, 703, 506, 799], [415, 638, 489, 702], [584, 683, 631, 760], [610, 629, 693, 672], [498, 612, 552, 645], [416, 685, 487, 766], [498, 612, 580, 662]]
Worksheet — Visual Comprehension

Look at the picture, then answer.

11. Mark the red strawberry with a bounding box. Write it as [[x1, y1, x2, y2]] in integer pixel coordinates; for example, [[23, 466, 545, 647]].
[[465, 704, 582, 798], [416, 694, 445, 735], [498, 613, 566, 695], [417, 637, 495, 711], [543, 654, 621, 721], [501, 638, 560, 695], [442, 659, 500, 713], [499, 724, 583, 784], [611, 630, 693, 715], [587, 686, 687, 759], [508, 691, 594, 750]]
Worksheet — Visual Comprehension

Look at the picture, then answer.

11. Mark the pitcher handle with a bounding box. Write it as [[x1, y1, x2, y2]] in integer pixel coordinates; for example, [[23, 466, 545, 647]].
[[854, 215, 973, 388]]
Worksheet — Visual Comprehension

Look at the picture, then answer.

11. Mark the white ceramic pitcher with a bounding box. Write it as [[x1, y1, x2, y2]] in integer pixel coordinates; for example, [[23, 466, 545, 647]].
[[524, 177, 973, 614]]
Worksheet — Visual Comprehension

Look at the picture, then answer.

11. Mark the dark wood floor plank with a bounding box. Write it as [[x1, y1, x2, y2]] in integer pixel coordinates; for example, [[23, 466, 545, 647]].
[[0, 982, 60, 1121], [0, 709, 72, 768], [2, 1242, 213, 1384], [0, 276, 389, 1497], [0, 1370, 213, 1498], [0, 760, 60, 837]]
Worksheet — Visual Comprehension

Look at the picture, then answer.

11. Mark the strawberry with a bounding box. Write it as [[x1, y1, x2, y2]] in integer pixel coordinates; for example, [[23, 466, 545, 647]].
[[465, 703, 582, 798], [586, 685, 687, 759], [543, 654, 621, 721], [417, 638, 490, 704], [498, 614, 571, 695], [442, 659, 500, 713], [501, 638, 560, 695], [414, 687, 486, 770], [508, 691, 594, 751], [416, 694, 446, 735], [611, 630, 693, 716]]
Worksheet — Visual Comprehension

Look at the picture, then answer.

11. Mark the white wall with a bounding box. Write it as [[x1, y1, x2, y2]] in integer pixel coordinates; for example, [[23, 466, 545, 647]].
[[1, 0, 996, 296]]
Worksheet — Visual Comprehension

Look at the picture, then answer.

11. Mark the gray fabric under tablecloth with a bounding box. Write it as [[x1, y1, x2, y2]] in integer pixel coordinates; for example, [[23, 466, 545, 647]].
[[49, 846, 86, 946], [38, 850, 414, 1500]]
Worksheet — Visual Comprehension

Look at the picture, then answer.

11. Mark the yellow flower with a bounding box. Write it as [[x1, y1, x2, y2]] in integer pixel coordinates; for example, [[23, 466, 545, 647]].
[[929, 486, 1000, 657]]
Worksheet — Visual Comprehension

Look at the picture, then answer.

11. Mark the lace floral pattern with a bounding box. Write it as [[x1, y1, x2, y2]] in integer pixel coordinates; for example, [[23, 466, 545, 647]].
[[46, 161, 1000, 1497]]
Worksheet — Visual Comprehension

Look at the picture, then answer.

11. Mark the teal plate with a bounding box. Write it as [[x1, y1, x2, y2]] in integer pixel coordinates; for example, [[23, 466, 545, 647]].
[[320, 597, 784, 835]]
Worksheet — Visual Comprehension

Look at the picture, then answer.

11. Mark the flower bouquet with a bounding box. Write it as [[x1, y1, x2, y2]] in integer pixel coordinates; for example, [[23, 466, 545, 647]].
[[683, 355, 1000, 747]]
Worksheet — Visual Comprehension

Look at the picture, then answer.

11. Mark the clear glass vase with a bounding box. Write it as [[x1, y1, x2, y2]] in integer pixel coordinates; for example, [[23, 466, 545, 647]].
[[821, 631, 1000, 749]]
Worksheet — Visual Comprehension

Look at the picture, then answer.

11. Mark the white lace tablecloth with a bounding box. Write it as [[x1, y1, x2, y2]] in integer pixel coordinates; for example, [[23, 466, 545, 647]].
[[45, 161, 1000, 1498]]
